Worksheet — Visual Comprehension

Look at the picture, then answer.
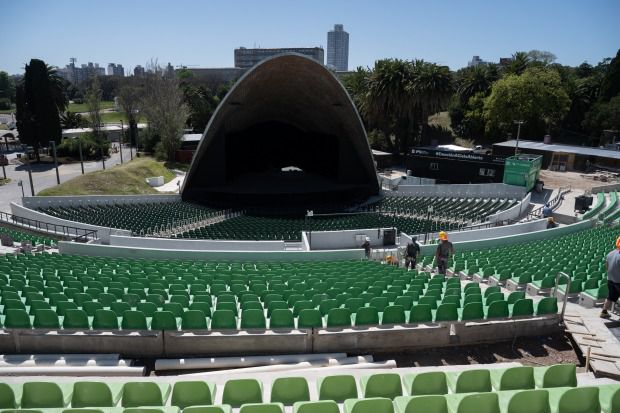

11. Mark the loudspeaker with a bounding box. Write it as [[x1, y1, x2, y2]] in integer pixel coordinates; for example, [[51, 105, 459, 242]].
[[383, 228, 396, 246]]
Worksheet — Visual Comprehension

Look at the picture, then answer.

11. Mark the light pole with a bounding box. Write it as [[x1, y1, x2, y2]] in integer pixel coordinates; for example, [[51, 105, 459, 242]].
[[513, 120, 525, 156], [78, 138, 84, 174], [0, 143, 6, 180], [129, 122, 133, 160], [22, 145, 34, 196], [119, 120, 124, 164], [101, 143, 106, 170], [49, 140, 60, 184]]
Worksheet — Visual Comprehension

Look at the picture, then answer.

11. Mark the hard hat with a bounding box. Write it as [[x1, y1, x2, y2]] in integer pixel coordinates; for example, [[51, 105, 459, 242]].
[[438, 231, 448, 240], [365, 237, 370, 241], [616, 236, 620, 249]]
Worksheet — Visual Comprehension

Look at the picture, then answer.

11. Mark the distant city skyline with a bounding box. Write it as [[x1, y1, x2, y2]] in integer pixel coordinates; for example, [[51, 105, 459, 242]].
[[3, 0, 619, 76]]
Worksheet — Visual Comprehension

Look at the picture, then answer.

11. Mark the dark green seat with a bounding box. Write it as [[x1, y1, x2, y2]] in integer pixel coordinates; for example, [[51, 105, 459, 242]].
[[63, 309, 90, 329], [110, 302, 131, 317], [121, 382, 170, 407], [241, 309, 266, 329], [510, 299, 534, 318], [490, 366, 534, 391], [21, 382, 68, 408], [0, 383, 17, 409], [326, 308, 351, 327], [222, 378, 263, 407], [317, 374, 357, 401], [409, 304, 432, 323], [355, 306, 380, 326], [170, 380, 215, 409], [137, 302, 158, 317], [210, 309, 237, 329], [534, 364, 577, 388], [55, 301, 78, 316], [82, 301, 104, 317], [184, 406, 232, 413], [459, 302, 484, 321], [71, 382, 122, 407], [270, 377, 310, 405], [4, 308, 32, 328], [485, 301, 509, 319], [92, 309, 119, 330], [181, 310, 208, 330], [536, 297, 558, 315], [121, 310, 148, 330], [434, 303, 458, 322], [297, 309, 323, 328], [33, 309, 60, 329], [151, 311, 178, 330], [446, 369, 491, 393], [382, 305, 406, 325], [269, 309, 295, 329], [239, 403, 284, 413]]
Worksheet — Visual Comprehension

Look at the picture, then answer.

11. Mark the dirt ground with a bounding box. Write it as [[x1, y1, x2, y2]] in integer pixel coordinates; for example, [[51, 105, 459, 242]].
[[372, 332, 584, 371], [540, 169, 620, 192]]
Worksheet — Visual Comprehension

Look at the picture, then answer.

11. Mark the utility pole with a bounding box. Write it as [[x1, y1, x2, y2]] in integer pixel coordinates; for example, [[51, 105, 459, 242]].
[[50, 141, 60, 184], [513, 120, 525, 156], [119, 120, 124, 164], [78, 139, 84, 174]]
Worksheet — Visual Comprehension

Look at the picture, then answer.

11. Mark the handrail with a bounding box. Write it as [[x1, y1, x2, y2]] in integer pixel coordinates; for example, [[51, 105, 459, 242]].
[[552, 271, 571, 325], [0, 211, 98, 242], [529, 186, 571, 220]]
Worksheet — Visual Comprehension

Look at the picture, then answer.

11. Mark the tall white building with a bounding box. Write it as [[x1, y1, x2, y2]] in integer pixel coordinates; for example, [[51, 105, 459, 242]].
[[468, 56, 488, 67], [327, 24, 349, 71]]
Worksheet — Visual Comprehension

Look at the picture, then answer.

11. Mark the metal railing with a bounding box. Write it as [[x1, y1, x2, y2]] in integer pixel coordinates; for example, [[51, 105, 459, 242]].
[[552, 271, 571, 324], [0, 211, 98, 243], [529, 186, 571, 220]]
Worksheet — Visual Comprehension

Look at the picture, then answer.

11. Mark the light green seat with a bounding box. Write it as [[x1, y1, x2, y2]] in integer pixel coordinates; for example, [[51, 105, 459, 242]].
[[170, 381, 215, 409], [222, 379, 262, 407], [317, 375, 357, 401], [123, 408, 179, 413], [497, 389, 550, 413], [239, 403, 284, 413], [21, 382, 71, 408], [534, 364, 576, 388], [446, 369, 491, 393], [490, 366, 534, 391], [343, 397, 394, 413], [360, 373, 403, 399], [547, 386, 599, 413], [71, 382, 123, 407], [292, 400, 340, 413], [270, 377, 309, 405], [394, 395, 448, 413], [446, 392, 499, 413], [121, 382, 171, 408], [182, 405, 231, 413], [269, 309, 295, 329], [598, 384, 620, 413], [403, 372, 447, 395]]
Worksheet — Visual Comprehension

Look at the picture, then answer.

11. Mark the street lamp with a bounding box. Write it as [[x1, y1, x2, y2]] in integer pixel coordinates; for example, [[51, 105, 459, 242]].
[[119, 120, 124, 164], [22, 145, 34, 196], [49, 140, 60, 184], [513, 120, 525, 156], [78, 138, 84, 174]]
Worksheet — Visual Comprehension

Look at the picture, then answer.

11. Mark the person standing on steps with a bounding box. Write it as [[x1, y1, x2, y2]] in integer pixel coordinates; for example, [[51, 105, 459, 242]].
[[435, 231, 454, 275], [405, 237, 421, 270], [362, 237, 371, 260], [600, 236, 620, 318]]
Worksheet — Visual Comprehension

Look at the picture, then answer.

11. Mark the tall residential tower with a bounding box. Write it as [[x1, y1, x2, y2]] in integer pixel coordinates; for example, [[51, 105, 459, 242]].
[[327, 24, 349, 71]]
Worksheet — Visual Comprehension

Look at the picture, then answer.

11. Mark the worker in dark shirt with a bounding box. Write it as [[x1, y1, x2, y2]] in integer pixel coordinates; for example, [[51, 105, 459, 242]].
[[405, 237, 421, 270], [362, 237, 371, 259], [601, 236, 620, 319], [435, 231, 454, 275]]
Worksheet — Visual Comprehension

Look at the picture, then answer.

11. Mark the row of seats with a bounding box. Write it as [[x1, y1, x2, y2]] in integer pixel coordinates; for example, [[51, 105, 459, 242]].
[[37, 202, 221, 235], [0, 226, 56, 247], [0, 364, 586, 408]]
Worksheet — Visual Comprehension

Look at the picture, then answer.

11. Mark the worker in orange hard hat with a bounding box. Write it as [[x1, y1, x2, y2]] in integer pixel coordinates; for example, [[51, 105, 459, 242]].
[[435, 231, 454, 275], [601, 236, 620, 318]]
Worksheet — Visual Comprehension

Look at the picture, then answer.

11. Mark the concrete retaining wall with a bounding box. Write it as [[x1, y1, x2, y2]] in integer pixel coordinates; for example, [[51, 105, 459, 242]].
[[419, 219, 595, 255], [58, 241, 366, 261], [393, 183, 526, 199], [305, 228, 393, 250], [0, 315, 559, 357], [487, 192, 531, 223], [591, 182, 620, 193], [22, 194, 181, 209], [109, 236, 286, 251], [10, 203, 131, 244], [440, 219, 549, 244]]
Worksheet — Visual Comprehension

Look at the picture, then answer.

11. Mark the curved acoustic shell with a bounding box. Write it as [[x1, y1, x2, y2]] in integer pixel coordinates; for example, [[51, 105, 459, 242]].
[[182, 53, 379, 206]]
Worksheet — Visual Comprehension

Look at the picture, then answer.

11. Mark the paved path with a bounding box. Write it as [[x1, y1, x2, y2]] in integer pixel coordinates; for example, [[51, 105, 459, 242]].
[[0, 145, 133, 213]]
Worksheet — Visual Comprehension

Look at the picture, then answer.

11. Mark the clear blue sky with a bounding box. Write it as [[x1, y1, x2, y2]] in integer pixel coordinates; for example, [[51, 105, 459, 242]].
[[4, 0, 619, 75]]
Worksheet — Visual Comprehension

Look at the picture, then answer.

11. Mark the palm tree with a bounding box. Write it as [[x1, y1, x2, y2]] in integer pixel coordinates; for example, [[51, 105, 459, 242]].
[[60, 111, 87, 129], [505, 51, 531, 76], [409, 60, 454, 120], [46, 65, 68, 113], [456, 64, 498, 102]]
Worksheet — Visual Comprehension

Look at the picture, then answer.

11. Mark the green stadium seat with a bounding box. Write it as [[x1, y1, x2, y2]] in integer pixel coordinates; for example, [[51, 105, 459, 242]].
[[403, 372, 448, 395], [269, 309, 294, 329], [434, 303, 458, 322], [598, 384, 620, 413], [137, 302, 158, 317], [71, 382, 122, 407], [490, 366, 534, 391], [446, 369, 491, 393], [485, 301, 509, 319], [170, 381, 215, 409], [459, 302, 484, 321], [238, 403, 284, 413], [361, 373, 403, 399], [121, 382, 170, 407], [382, 305, 406, 324], [151, 311, 178, 330], [181, 310, 208, 330], [82, 301, 104, 317], [326, 308, 351, 327], [534, 364, 577, 388], [497, 389, 549, 413], [317, 375, 357, 401], [293, 400, 340, 413], [63, 309, 90, 329], [355, 306, 380, 326], [33, 309, 60, 329], [510, 299, 534, 317], [0, 383, 18, 409], [394, 395, 448, 413], [270, 377, 310, 404], [4, 309, 32, 328], [297, 309, 323, 328], [21, 382, 71, 408], [447, 392, 500, 413], [183, 406, 232, 413], [536, 298, 558, 315], [222, 379, 263, 407], [547, 386, 599, 413], [343, 397, 394, 413], [409, 304, 432, 323], [240, 309, 266, 329], [110, 302, 131, 317], [92, 309, 119, 330], [211, 310, 237, 329], [121, 310, 148, 330]]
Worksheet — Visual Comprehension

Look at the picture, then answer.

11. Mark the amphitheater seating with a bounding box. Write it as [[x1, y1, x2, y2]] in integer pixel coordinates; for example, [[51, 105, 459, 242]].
[[0, 368, 616, 413], [37, 202, 222, 235], [179, 213, 463, 241], [0, 253, 557, 331], [0, 226, 56, 247]]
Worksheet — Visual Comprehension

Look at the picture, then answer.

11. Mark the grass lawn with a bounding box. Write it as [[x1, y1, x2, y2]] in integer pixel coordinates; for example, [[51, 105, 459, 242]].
[[37, 157, 175, 196], [428, 111, 453, 131], [0, 178, 10, 186], [67, 101, 115, 113]]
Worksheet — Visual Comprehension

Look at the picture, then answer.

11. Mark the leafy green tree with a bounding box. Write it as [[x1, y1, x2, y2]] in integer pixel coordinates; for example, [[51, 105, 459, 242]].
[[0, 71, 16, 109], [117, 83, 142, 146], [60, 111, 87, 129], [504, 51, 531, 76], [455, 64, 499, 103], [599, 49, 620, 101], [484, 67, 571, 139], [582, 95, 620, 138], [86, 76, 103, 139], [15, 59, 66, 161]]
